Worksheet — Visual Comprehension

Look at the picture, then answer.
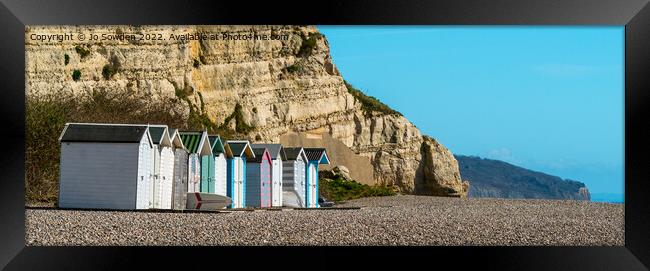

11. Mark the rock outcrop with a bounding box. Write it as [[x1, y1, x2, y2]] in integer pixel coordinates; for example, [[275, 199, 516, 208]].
[[320, 166, 352, 181], [25, 25, 468, 197], [421, 136, 469, 197]]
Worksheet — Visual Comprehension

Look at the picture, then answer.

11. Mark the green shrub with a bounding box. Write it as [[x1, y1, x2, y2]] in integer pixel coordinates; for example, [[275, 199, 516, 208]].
[[187, 107, 215, 132], [26, 96, 72, 205], [64, 54, 70, 65], [184, 104, 255, 142], [344, 81, 401, 116], [103, 55, 122, 80], [197, 91, 205, 111], [170, 82, 254, 139], [319, 177, 396, 202], [171, 82, 223, 136], [74, 45, 90, 59], [173, 82, 192, 100], [71, 70, 81, 81], [285, 64, 301, 73], [220, 103, 253, 134], [102, 64, 117, 80], [298, 33, 321, 56]]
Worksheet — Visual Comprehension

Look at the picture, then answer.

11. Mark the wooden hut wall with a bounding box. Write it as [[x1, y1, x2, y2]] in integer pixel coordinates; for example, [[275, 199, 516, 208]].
[[271, 158, 283, 207], [200, 155, 215, 193], [151, 146, 161, 208], [159, 146, 175, 209], [136, 132, 154, 209], [59, 142, 141, 210], [245, 162, 262, 207], [172, 148, 188, 210], [215, 153, 228, 196], [188, 153, 201, 193], [227, 157, 246, 208]]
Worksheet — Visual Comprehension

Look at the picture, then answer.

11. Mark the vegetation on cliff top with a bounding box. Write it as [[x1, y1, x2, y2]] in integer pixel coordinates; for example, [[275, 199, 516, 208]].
[[344, 81, 402, 116], [298, 33, 322, 57]]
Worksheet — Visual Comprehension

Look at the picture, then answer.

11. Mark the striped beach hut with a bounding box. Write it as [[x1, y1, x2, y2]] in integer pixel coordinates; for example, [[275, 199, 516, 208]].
[[148, 125, 174, 209], [179, 131, 212, 193], [209, 135, 231, 196], [281, 147, 308, 207], [58, 123, 154, 210], [169, 128, 188, 210], [251, 144, 284, 207], [246, 147, 272, 208], [303, 148, 330, 208], [225, 140, 255, 208]]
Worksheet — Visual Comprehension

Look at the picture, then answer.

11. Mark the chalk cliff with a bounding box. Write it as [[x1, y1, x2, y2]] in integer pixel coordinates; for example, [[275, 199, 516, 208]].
[[25, 25, 468, 197]]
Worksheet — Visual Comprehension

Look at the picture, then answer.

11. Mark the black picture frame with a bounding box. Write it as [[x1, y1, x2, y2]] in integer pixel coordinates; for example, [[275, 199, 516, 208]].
[[1, 0, 649, 270]]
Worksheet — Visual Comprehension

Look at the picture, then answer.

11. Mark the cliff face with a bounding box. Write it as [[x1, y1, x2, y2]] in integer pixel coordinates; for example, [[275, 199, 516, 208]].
[[456, 155, 590, 200], [25, 25, 468, 197]]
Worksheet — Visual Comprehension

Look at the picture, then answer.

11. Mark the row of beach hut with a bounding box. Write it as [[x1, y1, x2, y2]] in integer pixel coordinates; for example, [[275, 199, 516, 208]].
[[57, 123, 329, 210]]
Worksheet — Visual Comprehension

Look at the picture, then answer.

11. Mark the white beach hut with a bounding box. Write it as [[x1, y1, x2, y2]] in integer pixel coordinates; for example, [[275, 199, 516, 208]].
[[148, 125, 174, 209], [58, 123, 154, 210], [169, 128, 188, 210], [281, 147, 308, 207], [179, 131, 212, 193], [251, 144, 284, 207]]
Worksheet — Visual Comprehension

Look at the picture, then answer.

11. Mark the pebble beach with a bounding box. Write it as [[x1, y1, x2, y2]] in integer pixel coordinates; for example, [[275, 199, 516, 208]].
[[25, 195, 624, 246]]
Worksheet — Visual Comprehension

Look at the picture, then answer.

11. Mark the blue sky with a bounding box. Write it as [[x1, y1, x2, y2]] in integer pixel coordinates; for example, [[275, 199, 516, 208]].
[[318, 26, 624, 200]]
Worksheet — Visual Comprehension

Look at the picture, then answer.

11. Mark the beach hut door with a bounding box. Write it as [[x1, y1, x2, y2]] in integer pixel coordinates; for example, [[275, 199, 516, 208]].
[[309, 164, 317, 207], [233, 160, 241, 208], [200, 156, 216, 193], [208, 157, 215, 193], [238, 161, 245, 208], [272, 160, 279, 206]]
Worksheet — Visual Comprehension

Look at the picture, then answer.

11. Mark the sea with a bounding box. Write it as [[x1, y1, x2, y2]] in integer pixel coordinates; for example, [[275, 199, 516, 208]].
[[590, 193, 624, 204]]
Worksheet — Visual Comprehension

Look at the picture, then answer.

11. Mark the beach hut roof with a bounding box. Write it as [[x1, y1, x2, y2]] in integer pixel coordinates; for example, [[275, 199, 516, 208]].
[[179, 131, 212, 156], [225, 140, 255, 158], [249, 147, 272, 163], [209, 135, 233, 157], [303, 148, 330, 164], [59, 123, 152, 147], [148, 125, 172, 147], [282, 147, 308, 162], [250, 144, 283, 159], [168, 128, 186, 150]]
